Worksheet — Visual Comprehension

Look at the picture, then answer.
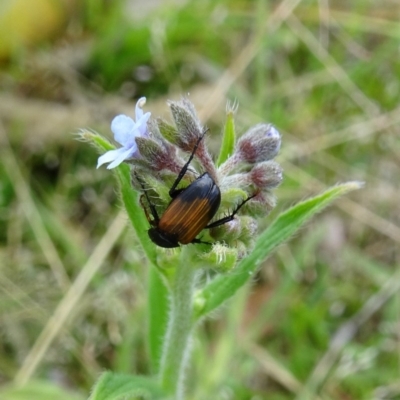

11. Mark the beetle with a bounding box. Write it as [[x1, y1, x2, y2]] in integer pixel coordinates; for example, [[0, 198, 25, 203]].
[[136, 130, 255, 248]]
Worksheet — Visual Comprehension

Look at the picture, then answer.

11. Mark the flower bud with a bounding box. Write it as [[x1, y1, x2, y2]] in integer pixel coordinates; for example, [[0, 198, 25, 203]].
[[245, 191, 276, 217], [157, 118, 178, 144], [168, 98, 203, 151], [237, 216, 258, 250], [239, 216, 258, 240], [250, 161, 283, 189], [200, 243, 238, 272], [236, 124, 281, 163], [210, 219, 242, 242], [235, 241, 249, 259], [135, 137, 173, 171], [134, 119, 186, 175], [219, 174, 251, 191]]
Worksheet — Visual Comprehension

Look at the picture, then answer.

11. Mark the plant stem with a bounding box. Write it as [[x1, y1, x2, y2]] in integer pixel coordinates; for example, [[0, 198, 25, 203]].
[[148, 267, 169, 374], [159, 247, 197, 399]]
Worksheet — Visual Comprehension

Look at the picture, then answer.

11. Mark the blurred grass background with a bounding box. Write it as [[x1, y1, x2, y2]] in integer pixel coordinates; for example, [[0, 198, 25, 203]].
[[0, 0, 399, 399]]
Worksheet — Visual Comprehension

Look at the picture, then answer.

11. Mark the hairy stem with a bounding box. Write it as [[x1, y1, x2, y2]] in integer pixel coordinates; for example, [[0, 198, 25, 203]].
[[159, 247, 197, 399]]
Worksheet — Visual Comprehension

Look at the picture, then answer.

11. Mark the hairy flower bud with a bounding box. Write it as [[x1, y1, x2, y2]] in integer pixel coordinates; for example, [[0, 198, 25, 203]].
[[200, 243, 238, 271], [157, 118, 178, 144], [210, 219, 242, 242], [220, 162, 282, 192], [236, 124, 281, 164], [245, 191, 276, 217], [168, 98, 203, 151], [250, 161, 283, 189], [239, 216, 258, 240], [134, 119, 187, 175]]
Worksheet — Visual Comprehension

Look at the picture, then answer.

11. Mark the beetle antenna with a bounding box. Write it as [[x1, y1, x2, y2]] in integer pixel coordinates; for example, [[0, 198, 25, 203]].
[[169, 128, 209, 198]]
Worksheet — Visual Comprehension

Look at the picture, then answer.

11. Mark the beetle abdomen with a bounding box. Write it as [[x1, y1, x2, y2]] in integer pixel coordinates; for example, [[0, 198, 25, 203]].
[[159, 173, 221, 244]]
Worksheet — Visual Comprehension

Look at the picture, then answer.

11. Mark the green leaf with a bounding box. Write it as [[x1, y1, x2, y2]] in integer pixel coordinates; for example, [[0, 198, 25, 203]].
[[88, 372, 165, 400], [80, 130, 158, 267], [195, 182, 363, 318], [216, 106, 236, 166]]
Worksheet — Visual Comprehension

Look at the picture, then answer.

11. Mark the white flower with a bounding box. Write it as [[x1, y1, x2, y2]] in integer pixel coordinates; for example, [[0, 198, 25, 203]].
[[97, 97, 151, 169]]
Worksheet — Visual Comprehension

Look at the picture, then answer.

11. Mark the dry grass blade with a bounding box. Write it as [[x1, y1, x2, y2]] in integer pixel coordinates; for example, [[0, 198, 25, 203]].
[[330, 9, 400, 39], [14, 211, 126, 386], [286, 15, 379, 116], [247, 343, 303, 394], [199, 0, 303, 122], [283, 106, 400, 161]]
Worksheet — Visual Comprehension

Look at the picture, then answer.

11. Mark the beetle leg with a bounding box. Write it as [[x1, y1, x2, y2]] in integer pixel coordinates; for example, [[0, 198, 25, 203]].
[[169, 128, 209, 198], [134, 172, 160, 224], [139, 195, 156, 227], [205, 193, 257, 229], [191, 237, 212, 245]]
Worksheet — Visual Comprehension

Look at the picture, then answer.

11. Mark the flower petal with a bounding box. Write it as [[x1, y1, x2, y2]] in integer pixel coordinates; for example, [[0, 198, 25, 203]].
[[98, 96, 150, 169], [265, 125, 280, 140], [97, 148, 129, 169], [135, 111, 151, 136], [107, 147, 137, 169], [135, 97, 146, 120], [111, 115, 136, 145]]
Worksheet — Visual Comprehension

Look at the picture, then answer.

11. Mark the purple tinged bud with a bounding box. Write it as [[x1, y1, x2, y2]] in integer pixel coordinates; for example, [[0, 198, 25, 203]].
[[220, 161, 282, 192], [236, 123, 281, 164], [220, 174, 251, 191], [135, 119, 186, 174], [135, 137, 172, 169], [250, 161, 283, 189]]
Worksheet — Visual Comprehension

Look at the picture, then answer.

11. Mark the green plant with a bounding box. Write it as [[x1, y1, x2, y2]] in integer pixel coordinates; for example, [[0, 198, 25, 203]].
[[82, 97, 360, 400]]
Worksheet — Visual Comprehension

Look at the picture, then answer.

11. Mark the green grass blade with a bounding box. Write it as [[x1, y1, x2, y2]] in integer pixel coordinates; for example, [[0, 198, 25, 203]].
[[88, 372, 165, 400], [216, 106, 236, 167], [195, 181, 363, 318]]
